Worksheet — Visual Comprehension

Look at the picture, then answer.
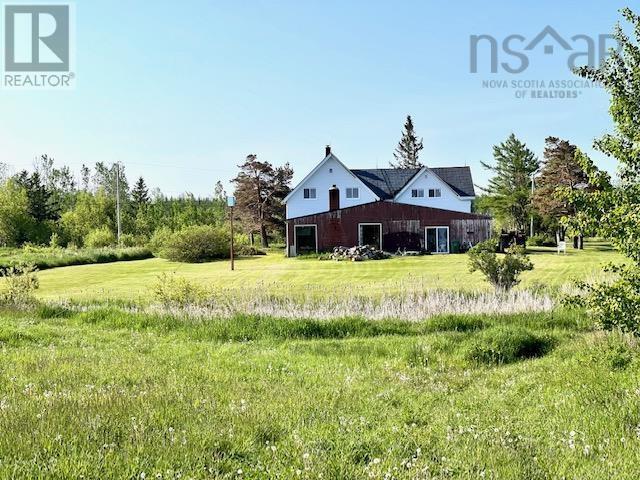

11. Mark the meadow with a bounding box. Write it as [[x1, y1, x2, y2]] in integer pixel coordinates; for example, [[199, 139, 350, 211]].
[[1, 307, 640, 478], [34, 241, 620, 302], [0, 241, 637, 479]]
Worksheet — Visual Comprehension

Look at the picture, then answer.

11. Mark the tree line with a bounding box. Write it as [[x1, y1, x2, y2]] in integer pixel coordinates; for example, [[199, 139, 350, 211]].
[[473, 133, 611, 247], [0, 155, 293, 249]]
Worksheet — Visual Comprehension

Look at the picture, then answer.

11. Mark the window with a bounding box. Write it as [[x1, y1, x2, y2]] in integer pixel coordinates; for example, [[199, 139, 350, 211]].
[[303, 188, 316, 199], [359, 223, 382, 250], [425, 227, 449, 254], [428, 189, 441, 198], [411, 189, 424, 198], [346, 187, 359, 199]]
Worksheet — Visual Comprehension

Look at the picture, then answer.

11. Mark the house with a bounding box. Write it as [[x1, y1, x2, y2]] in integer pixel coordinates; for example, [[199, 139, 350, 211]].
[[283, 146, 491, 256]]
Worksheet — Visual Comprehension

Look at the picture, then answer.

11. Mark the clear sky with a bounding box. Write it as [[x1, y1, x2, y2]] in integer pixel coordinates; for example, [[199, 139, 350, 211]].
[[1, 0, 637, 197]]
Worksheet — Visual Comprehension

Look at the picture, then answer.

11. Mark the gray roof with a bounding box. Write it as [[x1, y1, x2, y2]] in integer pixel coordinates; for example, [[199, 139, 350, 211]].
[[351, 166, 475, 199], [430, 167, 476, 197]]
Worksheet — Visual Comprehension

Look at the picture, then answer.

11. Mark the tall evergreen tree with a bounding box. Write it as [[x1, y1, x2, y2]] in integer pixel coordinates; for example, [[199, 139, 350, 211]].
[[481, 133, 539, 232], [131, 177, 150, 211], [390, 115, 424, 169], [14, 171, 59, 222], [232, 155, 293, 248]]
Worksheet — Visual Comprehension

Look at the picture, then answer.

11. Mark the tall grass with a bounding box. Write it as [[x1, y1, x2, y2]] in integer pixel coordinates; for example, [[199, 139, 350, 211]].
[[0, 246, 152, 271], [149, 281, 556, 321]]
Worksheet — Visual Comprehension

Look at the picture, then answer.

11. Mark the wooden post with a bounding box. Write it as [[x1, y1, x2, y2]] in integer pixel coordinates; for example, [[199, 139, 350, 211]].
[[230, 205, 235, 271]]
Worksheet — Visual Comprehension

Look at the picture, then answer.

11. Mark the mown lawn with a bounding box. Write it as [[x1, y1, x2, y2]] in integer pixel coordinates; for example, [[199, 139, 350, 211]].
[[0, 308, 639, 478], [34, 241, 622, 302]]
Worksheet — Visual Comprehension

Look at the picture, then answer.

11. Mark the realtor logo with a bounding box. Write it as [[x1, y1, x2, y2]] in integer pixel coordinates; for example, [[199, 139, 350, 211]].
[[2, 3, 75, 88]]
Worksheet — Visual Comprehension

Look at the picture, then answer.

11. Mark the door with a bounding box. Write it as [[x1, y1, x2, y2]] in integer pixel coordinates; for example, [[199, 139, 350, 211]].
[[295, 225, 317, 254], [359, 223, 382, 250], [425, 226, 449, 254]]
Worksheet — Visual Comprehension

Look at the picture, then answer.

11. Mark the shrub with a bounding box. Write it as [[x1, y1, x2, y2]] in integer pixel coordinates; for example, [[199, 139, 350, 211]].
[[235, 245, 266, 256], [49, 232, 61, 248], [465, 326, 554, 365], [119, 234, 137, 247], [0, 264, 39, 307], [527, 234, 546, 247], [148, 227, 174, 257], [152, 273, 207, 307], [565, 264, 640, 335], [162, 225, 230, 263], [468, 240, 533, 291], [84, 226, 116, 248]]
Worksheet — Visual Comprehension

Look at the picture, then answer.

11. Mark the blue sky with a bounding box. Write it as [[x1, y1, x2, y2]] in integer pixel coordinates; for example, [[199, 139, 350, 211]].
[[0, 0, 636, 196]]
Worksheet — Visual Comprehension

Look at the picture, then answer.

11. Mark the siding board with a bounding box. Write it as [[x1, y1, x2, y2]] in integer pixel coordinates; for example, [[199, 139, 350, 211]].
[[287, 201, 491, 253]]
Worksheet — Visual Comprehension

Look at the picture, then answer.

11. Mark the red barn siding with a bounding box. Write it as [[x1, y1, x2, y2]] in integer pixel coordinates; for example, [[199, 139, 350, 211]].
[[286, 201, 491, 253]]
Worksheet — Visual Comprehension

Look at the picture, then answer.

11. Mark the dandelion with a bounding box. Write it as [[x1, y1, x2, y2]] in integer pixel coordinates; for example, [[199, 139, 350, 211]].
[[236, 469, 243, 475], [372, 458, 381, 465]]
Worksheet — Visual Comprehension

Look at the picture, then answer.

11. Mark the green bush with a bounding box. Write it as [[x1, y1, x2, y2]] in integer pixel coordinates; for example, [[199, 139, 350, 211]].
[[465, 326, 555, 365], [566, 264, 640, 335], [152, 273, 208, 307], [148, 227, 174, 257], [0, 264, 39, 307], [162, 225, 230, 263], [235, 245, 266, 256], [527, 234, 550, 247], [84, 226, 116, 248], [468, 240, 533, 291]]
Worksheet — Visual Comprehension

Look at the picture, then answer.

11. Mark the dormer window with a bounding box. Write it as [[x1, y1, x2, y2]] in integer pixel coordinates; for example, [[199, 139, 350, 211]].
[[411, 189, 424, 198], [429, 189, 441, 198], [303, 188, 317, 199], [346, 187, 359, 199]]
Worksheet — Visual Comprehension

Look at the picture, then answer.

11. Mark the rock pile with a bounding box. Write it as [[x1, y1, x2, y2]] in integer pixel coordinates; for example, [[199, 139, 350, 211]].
[[330, 245, 390, 261]]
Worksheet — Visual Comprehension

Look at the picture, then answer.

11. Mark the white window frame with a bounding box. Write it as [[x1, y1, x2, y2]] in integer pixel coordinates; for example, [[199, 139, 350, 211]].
[[411, 188, 425, 198], [346, 187, 359, 199], [428, 188, 442, 198], [294, 224, 318, 254], [303, 188, 317, 200], [425, 226, 449, 254], [358, 223, 383, 250]]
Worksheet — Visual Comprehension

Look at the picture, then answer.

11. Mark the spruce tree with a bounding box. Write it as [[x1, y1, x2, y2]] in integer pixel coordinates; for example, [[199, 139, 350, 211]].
[[132, 177, 149, 208], [481, 134, 539, 233], [390, 115, 424, 169]]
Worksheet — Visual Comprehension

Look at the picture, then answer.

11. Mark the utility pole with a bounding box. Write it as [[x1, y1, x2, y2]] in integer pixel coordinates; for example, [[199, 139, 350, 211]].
[[227, 196, 236, 271], [529, 169, 540, 238], [116, 162, 122, 246]]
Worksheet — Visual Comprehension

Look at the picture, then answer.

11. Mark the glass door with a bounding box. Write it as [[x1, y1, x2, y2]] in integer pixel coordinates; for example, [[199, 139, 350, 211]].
[[425, 227, 449, 254]]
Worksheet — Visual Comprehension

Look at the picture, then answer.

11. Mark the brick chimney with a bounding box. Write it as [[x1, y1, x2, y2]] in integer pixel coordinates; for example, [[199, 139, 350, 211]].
[[329, 185, 340, 211], [325, 145, 331, 157]]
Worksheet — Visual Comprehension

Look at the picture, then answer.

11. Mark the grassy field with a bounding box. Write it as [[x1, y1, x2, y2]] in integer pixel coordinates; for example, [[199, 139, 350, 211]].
[[1, 240, 635, 478], [1, 307, 640, 478], [33, 241, 622, 302]]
